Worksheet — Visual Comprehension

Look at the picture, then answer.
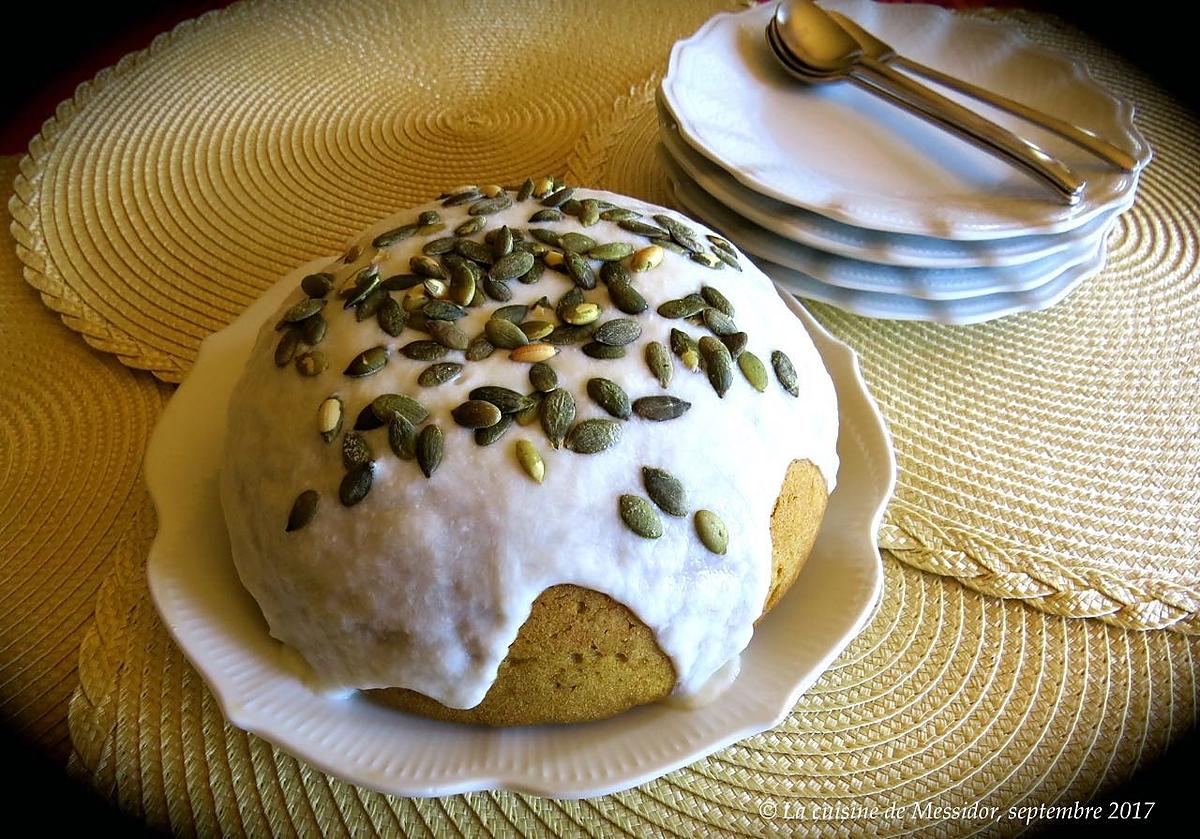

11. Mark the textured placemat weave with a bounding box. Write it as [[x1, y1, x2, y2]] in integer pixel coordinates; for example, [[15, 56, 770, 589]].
[[563, 16, 1200, 634], [0, 155, 169, 760]]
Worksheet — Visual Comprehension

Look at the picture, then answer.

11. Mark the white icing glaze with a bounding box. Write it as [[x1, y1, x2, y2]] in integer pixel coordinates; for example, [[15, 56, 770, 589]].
[[220, 188, 838, 710]]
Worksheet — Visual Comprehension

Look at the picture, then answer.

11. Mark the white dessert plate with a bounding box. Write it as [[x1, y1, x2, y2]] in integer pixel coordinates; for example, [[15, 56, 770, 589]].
[[661, 0, 1150, 239], [759, 220, 1115, 323], [658, 101, 1131, 269], [146, 259, 895, 799], [666, 158, 1110, 300]]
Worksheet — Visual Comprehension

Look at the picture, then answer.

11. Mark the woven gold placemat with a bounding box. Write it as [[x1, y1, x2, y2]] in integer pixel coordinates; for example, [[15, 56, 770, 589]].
[[0, 155, 169, 760]]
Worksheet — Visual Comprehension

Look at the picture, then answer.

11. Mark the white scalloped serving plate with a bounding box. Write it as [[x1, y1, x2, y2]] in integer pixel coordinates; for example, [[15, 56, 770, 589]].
[[146, 260, 894, 799], [657, 99, 1131, 269], [666, 156, 1112, 301], [662, 0, 1150, 239]]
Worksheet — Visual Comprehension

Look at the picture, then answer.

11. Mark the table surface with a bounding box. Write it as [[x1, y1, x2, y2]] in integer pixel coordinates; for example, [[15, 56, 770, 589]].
[[1, 1, 1197, 834]]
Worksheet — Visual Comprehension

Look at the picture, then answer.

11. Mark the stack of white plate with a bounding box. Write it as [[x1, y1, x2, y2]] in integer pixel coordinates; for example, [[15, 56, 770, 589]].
[[658, 0, 1151, 323]]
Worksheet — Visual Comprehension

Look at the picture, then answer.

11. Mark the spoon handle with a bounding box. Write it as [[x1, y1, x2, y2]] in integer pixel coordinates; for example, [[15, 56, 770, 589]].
[[891, 56, 1138, 172], [849, 57, 1083, 204]]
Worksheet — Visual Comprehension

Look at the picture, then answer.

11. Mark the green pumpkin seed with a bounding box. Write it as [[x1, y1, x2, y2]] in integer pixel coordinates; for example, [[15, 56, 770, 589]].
[[517, 178, 535, 201], [529, 208, 562, 223], [298, 312, 325, 345], [645, 341, 672, 388], [452, 400, 502, 429], [281, 297, 325, 325], [528, 228, 562, 248], [603, 279, 644, 316], [565, 251, 597, 290], [448, 263, 476, 307], [587, 378, 632, 419], [529, 362, 558, 393], [515, 393, 543, 426], [344, 345, 388, 377], [540, 388, 575, 449], [559, 232, 597, 254], [275, 330, 301, 367], [418, 210, 441, 226], [650, 236, 689, 256], [579, 198, 601, 227], [593, 318, 641, 346], [418, 362, 464, 387], [694, 509, 729, 554], [402, 340, 448, 361], [618, 219, 669, 238], [406, 312, 431, 333], [455, 216, 486, 236], [484, 304, 524, 325], [670, 328, 698, 357], [690, 252, 723, 270], [342, 432, 373, 469], [720, 331, 748, 358], [738, 351, 768, 392], [423, 300, 467, 321], [702, 307, 738, 336], [474, 413, 514, 446], [443, 188, 483, 206], [371, 393, 429, 426], [643, 467, 687, 517], [707, 234, 735, 252], [599, 261, 630, 285], [339, 462, 374, 507], [285, 490, 320, 532], [699, 336, 734, 397], [490, 251, 535, 282], [456, 239, 493, 265], [372, 224, 418, 248], [422, 236, 460, 256], [483, 278, 513, 302], [488, 225, 514, 258], [771, 350, 799, 397], [482, 317, 527, 349], [465, 336, 495, 361], [470, 385, 536, 414], [423, 321, 466, 350], [414, 425, 443, 478], [410, 255, 447, 280], [561, 198, 581, 216], [520, 320, 554, 340], [632, 395, 692, 421], [601, 208, 641, 222], [518, 261, 544, 285], [515, 439, 545, 483], [540, 186, 574, 207], [653, 214, 704, 252], [711, 247, 742, 271], [374, 297, 404, 338], [301, 272, 334, 298], [468, 194, 513, 216], [565, 418, 622, 454], [657, 295, 707, 319], [583, 342, 626, 359], [619, 495, 663, 539], [387, 413, 417, 460], [545, 324, 592, 345], [700, 286, 735, 317], [381, 273, 425, 292], [588, 242, 635, 262], [356, 289, 388, 322], [318, 396, 344, 442], [295, 350, 327, 377]]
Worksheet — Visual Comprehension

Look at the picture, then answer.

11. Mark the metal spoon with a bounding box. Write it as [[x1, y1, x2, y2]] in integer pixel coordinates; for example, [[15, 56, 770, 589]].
[[769, 0, 1083, 204], [826, 8, 1137, 171]]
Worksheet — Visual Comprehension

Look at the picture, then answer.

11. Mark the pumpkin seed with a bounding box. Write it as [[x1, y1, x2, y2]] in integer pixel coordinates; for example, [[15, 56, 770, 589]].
[[372, 224, 418, 248], [443, 188, 483, 207], [559, 232, 597, 254], [520, 320, 554, 340], [565, 251, 597, 289], [490, 251, 535, 282], [371, 393, 429, 425], [738, 351, 768, 392], [517, 178, 535, 201], [275, 330, 301, 367], [562, 302, 601, 325], [645, 341, 672, 388], [515, 439, 545, 483], [670, 328, 698, 357], [301, 272, 334, 298], [418, 210, 441, 226], [510, 343, 557, 363], [417, 362, 464, 387], [540, 186, 574, 207], [681, 348, 701, 372], [529, 362, 558, 393], [479, 184, 504, 198], [423, 300, 467, 321], [702, 306, 738, 336], [485, 317, 529, 349], [406, 311, 431, 332], [489, 225, 514, 258], [344, 345, 388, 377], [529, 208, 562, 223], [455, 216, 486, 236], [630, 245, 665, 273], [708, 234, 734, 252], [600, 280, 643, 316], [533, 176, 555, 197], [559, 198, 580, 217], [295, 311, 324, 346], [653, 214, 704, 252], [619, 495, 663, 539], [583, 342, 626, 359], [518, 261, 544, 285], [381, 273, 425, 292], [588, 242, 634, 262], [474, 413, 514, 446], [387, 413, 417, 460], [401, 340, 448, 361], [650, 236, 689, 256], [470, 386, 536, 414], [465, 336, 495, 361], [690, 252, 723, 270], [540, 388, 575, 449], [285, 490, 320, 532], [528, 228, 562, 248], [448, 263, 477, 307], [295, 351, 327, 376], [281, 297, 325, 324], [515, 393, 543, 426], [565, 418, 622, 454], [483, 278, 513, 301], [422, 236, 460, 256], [618, 219, 669, 238], [593, 318, 642, 346], [342, 432, 373, 469], [720, 331, 748, 358], [771, 350, 799, 397], [468, 194, 513, 216], [699, 336, 734, 397], [545, 324, 592, 345], [543, 251, 566, 271], [339, 462, 374, 506], [601, 208, 640, 222], [711, 247, 741, 271], [416, 425, 444, 477], [487, 303, 526, 324], [587, 378, 632, 419], [452, 400, 502, 429], [579, 198, 601, 227], [657, 296, 708, 319], [694, 509, 729, 554], [411, 255, 447, 280], [642, 467, 687, 517], [632, 395, 692, 421], [456, 239, 493, 264], [318, 396, 343, 442], [700, 286, 735, 317]]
